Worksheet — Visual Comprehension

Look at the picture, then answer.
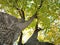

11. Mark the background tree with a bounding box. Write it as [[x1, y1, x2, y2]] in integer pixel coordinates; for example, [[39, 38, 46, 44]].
[[24, 20, 54, 45]]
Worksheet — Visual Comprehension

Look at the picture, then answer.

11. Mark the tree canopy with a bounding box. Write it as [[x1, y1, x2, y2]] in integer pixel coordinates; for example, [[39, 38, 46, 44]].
[[0, 0, 60, 45]]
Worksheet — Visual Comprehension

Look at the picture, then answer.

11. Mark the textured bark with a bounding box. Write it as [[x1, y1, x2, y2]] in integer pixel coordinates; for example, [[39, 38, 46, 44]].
[[0, 12, 36, 45]]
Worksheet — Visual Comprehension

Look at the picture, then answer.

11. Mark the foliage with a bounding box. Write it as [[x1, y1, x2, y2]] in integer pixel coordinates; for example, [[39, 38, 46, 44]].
[[0, 0, 60, 45]]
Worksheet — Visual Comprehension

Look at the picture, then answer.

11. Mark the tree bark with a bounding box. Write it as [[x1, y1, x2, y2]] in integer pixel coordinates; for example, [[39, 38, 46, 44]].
[[0, 12, 36, 45]]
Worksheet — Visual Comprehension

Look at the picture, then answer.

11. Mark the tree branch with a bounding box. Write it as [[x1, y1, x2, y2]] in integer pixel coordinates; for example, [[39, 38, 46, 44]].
[[32, 0, 44, 19], [16, 7, 25, 22]]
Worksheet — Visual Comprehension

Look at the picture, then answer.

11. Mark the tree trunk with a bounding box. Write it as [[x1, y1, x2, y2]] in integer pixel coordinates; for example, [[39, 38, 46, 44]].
[[0, 12, 36, 45]]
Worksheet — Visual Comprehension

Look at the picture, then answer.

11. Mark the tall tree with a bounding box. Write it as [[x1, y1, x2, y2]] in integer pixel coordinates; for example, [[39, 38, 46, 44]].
[[24, 20, 54, 45]]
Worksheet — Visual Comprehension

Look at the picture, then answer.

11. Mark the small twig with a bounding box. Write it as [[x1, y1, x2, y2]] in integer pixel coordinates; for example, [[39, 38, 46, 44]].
[[35, 0, 44, 13]]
